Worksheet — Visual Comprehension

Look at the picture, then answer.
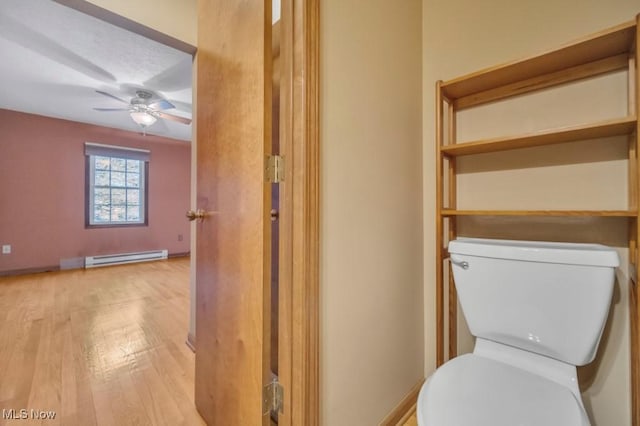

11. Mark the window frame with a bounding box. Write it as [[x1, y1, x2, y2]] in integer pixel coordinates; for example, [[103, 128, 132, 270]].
[[84, 143, 150, 228]]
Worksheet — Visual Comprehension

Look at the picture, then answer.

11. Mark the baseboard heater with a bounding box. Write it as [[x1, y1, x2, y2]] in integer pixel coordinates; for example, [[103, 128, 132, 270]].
[[85, 249, 168, 268]]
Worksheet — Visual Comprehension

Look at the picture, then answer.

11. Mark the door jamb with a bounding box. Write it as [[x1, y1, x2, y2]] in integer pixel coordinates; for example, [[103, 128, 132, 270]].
[[278, 0, 320, 424]]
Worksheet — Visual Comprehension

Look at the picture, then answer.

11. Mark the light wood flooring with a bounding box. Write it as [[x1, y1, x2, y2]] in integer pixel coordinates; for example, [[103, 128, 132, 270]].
[[0, 258, 204, 425]]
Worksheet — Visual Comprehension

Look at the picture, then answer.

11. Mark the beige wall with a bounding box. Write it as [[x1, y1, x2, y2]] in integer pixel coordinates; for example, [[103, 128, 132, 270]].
[[321, 0, 424, 424], [423, 2, 638, 425], [85, 0, 197, 45]]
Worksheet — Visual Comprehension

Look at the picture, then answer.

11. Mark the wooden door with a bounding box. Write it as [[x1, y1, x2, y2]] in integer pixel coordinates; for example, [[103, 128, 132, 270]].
[[194, 1, 273, 425]]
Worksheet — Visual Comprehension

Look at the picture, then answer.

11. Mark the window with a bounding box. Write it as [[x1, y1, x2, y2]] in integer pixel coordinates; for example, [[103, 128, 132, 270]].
[[85, 143, 150, 227]]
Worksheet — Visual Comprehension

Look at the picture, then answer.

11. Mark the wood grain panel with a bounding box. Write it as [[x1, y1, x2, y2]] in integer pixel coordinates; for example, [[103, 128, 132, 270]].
[[277, 0, 320, 424], [441, 209, 637, 217], [435, 81, 445, 368], [195, 1, 272, 425], [441, 117, 637, 157], [441, 20, 636, 100], [454, 54, 629, 110], [447, 103, 458, 361], [631, 14, 640, 426]]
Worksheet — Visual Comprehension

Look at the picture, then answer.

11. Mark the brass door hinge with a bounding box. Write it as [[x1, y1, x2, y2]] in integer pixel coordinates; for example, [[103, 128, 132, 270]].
[[263, 378, 284, 415], [266, 155, 285, 183]]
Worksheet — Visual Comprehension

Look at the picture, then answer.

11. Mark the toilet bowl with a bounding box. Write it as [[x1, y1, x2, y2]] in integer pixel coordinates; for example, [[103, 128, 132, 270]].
[[417, 238, 619, 426]]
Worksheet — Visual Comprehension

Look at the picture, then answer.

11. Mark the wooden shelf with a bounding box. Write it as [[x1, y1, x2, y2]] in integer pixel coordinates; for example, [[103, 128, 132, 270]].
[[441, 209, 637, 217], [440, 116, 637, 157], [440, 20, 636, 101]]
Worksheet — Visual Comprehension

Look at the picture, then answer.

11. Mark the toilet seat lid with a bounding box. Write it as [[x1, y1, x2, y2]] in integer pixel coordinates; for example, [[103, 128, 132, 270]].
[[418, 354, 587, 426]]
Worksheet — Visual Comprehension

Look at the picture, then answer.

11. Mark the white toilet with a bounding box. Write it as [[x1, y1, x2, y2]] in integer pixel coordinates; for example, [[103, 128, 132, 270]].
[[417, 238, 619, 426]]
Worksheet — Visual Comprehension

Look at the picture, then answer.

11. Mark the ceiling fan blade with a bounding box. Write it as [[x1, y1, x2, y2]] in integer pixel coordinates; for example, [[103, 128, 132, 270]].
[[0, 14, 116, 83], [93, 107, 129, 111], [151, 117, 170, 133], [143, 59, 192, 91], [167, 100, 192, 113], [95, 90, 129, 104], [157, 112, 192, 125], [149, 99, 175, 111]]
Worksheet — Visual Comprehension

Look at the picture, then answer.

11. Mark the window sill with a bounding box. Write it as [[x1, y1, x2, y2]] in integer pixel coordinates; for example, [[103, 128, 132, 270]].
[[85, 222, 148, 229]]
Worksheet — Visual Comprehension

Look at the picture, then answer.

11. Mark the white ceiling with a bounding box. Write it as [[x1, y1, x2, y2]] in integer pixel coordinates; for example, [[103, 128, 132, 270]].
[[0, 0, 193, 141]]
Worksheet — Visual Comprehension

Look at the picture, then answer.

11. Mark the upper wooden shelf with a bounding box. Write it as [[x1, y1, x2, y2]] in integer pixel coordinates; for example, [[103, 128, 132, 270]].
[[440, 20, 636, 102], [440, 116, 637, 157], [441, 209, 637, 217]]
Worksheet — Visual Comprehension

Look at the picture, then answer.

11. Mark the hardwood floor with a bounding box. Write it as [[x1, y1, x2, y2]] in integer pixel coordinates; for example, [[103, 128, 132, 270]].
[[0, 258, 204, 426]]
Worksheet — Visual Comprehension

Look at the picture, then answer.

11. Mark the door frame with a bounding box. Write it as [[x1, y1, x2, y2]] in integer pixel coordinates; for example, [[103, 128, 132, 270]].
[[277, 0, 320, 424]]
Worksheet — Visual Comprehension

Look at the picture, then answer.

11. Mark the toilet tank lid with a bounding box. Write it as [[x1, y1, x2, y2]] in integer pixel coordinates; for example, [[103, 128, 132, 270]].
[[449, 238, 619, 267]]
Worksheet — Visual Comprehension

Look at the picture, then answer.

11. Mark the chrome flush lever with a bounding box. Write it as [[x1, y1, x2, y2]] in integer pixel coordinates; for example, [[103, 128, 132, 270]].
[[450, 255, 469, 270]]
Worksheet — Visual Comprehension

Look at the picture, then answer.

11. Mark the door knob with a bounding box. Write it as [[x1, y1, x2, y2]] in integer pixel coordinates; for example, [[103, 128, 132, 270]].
[[186, 209, 208, 221]]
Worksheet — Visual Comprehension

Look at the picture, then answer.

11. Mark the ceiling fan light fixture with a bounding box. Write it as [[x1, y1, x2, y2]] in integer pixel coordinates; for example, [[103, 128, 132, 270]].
[[130, 111, 157, 127]]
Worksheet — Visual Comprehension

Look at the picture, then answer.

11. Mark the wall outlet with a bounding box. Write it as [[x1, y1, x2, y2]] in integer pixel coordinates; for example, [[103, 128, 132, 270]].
[[178, 234, 183, 242], [2, 245, 11, 254]]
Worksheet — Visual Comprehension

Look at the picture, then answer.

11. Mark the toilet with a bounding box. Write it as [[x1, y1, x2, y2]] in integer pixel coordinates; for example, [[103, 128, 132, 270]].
[[417, 238, 619, 426]]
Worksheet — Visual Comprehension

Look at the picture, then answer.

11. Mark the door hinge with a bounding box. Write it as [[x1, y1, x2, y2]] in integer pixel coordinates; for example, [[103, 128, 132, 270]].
[[266, 155, 285, 183], [263, 378, 284, 415]]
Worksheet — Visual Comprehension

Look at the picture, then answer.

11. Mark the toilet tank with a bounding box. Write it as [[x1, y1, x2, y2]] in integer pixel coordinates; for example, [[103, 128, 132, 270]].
[[448, 238, 619, 366]]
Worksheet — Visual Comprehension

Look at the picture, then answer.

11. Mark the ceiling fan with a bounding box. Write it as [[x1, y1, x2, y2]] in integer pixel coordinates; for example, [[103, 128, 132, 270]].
[[93, 89, 192, 128]]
